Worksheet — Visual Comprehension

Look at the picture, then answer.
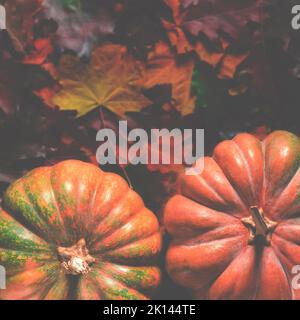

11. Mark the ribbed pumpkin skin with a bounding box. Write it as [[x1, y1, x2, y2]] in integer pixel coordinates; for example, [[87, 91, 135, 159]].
[[164, 131, 300, 300], [0, 160, 161, 300]]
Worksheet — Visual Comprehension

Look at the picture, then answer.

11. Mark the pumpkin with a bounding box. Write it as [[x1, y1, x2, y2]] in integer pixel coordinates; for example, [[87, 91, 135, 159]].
[[164, 131, 300, 300], [0, 160, 161, 300]]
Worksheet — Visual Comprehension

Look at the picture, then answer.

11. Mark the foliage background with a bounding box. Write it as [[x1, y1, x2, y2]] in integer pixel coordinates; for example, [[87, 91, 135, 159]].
[[0, 0, 300, 299]]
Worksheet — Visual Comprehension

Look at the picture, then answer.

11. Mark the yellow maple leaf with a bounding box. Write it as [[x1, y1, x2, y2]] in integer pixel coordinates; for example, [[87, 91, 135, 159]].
[[52, 44, 151, 117]]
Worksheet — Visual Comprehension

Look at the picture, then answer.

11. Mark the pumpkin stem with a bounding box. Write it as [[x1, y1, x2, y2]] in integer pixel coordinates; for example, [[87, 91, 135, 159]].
[[242, 207, 277, 245], [57, 239, 95, 275], [249, 206, 269, 238]]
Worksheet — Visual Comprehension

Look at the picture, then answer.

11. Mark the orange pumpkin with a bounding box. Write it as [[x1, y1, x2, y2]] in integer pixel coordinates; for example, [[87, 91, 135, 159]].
[[164, 131, 300, 300], [0, 160, 161, 300]]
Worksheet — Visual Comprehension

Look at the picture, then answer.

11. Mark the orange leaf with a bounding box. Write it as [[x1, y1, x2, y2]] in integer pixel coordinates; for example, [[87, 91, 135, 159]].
[[218, 52, 248, 79], [142, 42, 195, 116], [194, 42, 224, 68], [163, 0, 248, 80], [23, 38, 53, 65], [195, 40, 248, 79]]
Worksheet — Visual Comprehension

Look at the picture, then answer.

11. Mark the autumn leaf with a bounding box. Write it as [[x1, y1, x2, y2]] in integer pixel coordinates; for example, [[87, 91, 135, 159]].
[[23, 38, 54, 65], [142, 41, 195, 116], [162, 1, 249, 79], [195, 40, 248, 79], [52, 43, 151, 117], [161, 0, 193, 55], [164, 0, 270, 41]]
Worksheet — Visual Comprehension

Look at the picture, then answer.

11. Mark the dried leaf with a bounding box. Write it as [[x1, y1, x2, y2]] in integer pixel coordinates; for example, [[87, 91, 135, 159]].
[[162, 1, 250, 79], [165, 0, 270, 41], [161, 16, 193, 54], [52, 43, 151, 117], [195, 41, 248, 78], [142, 41, 195, 115]]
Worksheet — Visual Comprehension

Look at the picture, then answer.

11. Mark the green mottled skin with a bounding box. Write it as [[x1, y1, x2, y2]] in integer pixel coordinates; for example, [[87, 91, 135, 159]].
[[105, 288, 141, 300], [0, 160, 161, 300]]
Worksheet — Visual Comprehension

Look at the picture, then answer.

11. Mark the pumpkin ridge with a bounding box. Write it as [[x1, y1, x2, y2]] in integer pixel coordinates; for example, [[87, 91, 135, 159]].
[[49, 167, 69, 243], [91, 203, 146, 251], [261, 131, 300, 221], [255, 246, 292, 299], [42, 271, 69, 300], [82, 274, 103, 299], [92, 262, 160, 291], [262, 131, 300, 215], [86, 169, 104, 237], [95, 226, 160, 254], [267, 249, 293, 300], [171, 229, 248, 247], [0, 212, 50, 252], [91, 264, 150, 293], [89, 188, 133, 245], [103, 232, 161, 264], [272, 231, 300, 254], [87, 172, 130, 225], [274, 220, 300, 245], [77, 274, 103, 300], [37, 271, 67, 300], [87, 267, 149, 300], [232, 139, 259, 204], [183, 171, 247, 218], [4, 180, 52, 242], [0, 246, 55, 259], [213, 142, 256, 210], [208, 246, 258, 300], [164, 195, 248, 244], [22, 170, 64, 243], [49, 163, 80, 244], [261, 136, 267, 209], [0, 248, 56, 279], [167, 236, 248, 290], [0, 262, 62, 300], [269, 167, 300, 220], [193, 174, 230, 208], [270, 236, 300, 300]]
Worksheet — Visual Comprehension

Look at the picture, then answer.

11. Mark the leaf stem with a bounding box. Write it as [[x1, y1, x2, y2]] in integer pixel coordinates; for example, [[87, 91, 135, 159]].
[[98, 106, 133, 189]]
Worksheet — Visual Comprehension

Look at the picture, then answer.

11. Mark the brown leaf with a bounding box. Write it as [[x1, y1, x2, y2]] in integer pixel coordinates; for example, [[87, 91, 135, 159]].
[[162, 1, 249, 79], [168, 0, 270, 41]]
